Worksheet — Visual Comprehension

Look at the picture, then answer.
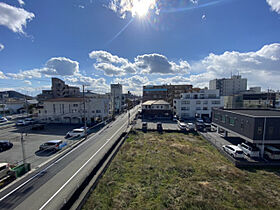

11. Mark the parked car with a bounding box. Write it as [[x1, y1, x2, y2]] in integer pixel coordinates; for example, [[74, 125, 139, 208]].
[[39, 140, 67, 151], [222, 145, 244, 158], [80, 126, 89, 130], [66, 128, 86, 138], [0, 117, 8, 123], [264, 146, 280, 160], [142, 122, 147, 132], [24, 118, 35, 125], [195, 121, 206, 132], [0, 140, 13, 152], [202, 117, 212, 131], [16, 120, 26, 126], [238, 143, 260, 158], [177, 121, 187, 131], [157, 122, 163, 132], [31, 123, 45, 130], [186, 122, 195, 131], [0, 163, 11, 180]]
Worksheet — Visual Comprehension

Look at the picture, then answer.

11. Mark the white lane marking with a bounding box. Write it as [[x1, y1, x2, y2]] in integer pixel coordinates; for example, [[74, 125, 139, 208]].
[[39, 122, 127, 210], [0, 121, 113, 202], [0, 108, 137, 203]]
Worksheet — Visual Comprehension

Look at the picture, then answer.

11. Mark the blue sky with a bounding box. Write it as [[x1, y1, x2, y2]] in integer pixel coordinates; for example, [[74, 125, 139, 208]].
[[0, 0, 280, 95]]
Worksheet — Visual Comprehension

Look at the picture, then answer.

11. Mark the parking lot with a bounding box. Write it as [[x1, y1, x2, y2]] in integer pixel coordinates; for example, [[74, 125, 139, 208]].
[[200, 130, 280, 166], [0, 123, 86, 169], [134, 119, 180, 131]]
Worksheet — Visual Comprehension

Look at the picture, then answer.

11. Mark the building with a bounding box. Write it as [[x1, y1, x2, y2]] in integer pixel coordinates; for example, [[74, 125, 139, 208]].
[[38, 96, 110, 124], [224, 92, 276, 109], [37, 78, 80, 100], [209, 75, 247, 96], [212, 109, 280, 156], [142, 100, 172, 119], [142, 84, 193, 105], [111, 84, 122, 114], [173, 89, 224, 119]]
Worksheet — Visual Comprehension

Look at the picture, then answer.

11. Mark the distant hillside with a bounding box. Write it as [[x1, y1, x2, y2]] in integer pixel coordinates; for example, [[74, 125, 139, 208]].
[[0, 91, 33, 99]]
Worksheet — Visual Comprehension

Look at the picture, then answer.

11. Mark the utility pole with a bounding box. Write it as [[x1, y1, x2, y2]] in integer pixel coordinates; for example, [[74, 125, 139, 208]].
[[83, 85, 87, 139], [21, 132, 27, 168]]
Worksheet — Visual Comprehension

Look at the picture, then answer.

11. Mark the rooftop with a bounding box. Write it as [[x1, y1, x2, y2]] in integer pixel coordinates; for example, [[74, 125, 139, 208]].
[[142, 100, 170, 106], [45, 97, 83, 102], [219, 109, 280, 117]]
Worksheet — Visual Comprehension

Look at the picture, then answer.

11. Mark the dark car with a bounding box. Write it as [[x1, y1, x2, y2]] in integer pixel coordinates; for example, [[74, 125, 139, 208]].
[[157, 122, 163, 133], [0, 140, 13, 152], [142, 122, 147, 132], [195, 121, 206, 132]]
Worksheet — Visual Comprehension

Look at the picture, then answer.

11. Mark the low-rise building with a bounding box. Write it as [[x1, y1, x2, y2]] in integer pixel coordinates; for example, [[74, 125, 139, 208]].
[[142, 100, 172, 119], [38, 95, 110, 124], [212, 108, 280, 156], [173, 89, 224, 119]]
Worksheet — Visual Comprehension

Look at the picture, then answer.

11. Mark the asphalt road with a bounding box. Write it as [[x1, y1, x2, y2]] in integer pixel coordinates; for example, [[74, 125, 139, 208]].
[[0, 106, 140, 210]]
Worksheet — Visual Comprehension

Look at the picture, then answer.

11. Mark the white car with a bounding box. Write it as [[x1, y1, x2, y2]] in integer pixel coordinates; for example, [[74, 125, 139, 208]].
[[39, 140, 67, 151], [186, 123, 195, 131], [16, 120, 26, 126], [0, 117, 8, 123], [66, 129, 86, 138], [238, 143, 260, 158], [177, 121, 187, 130], [222, 145, 244, 158], [0, 163, 11, 179]]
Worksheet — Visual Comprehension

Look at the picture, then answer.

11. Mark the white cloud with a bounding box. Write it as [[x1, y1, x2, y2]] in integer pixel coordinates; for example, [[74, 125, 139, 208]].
[[266, 0, 280, 14], [65, 74, 110, 93], [78, 5, 85, 9], [24, 80, 31, 85], [202, 14, 206, 19], [45, 57, 80, 76], [0, 43, 4, 51], [18, 0, 25, 6], [6, 57, 80, 80], [190, 43, 280, 89], [114, 75, 149, 94], [0, 2, 34, 33], [0, 71, 7, 79], [89, 50, 190, 76], [108, 0, 157, 18]]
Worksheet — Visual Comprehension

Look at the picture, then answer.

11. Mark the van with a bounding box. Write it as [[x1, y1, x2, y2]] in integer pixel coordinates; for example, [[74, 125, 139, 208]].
[[264, 146, 280, 160], [0, 163, 10, 179], [238, 143, 260, 158]]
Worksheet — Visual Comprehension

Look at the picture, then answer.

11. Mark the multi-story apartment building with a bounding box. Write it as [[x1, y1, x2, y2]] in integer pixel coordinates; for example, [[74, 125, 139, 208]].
[[224, 92, 276, 109], [111, 84, 122, 114], [37, 78, 80, 100], [38, 95, 110, 124], [173, 89, 224, 119], [143, 84, 193, 105], [209, 75, 247, 96]]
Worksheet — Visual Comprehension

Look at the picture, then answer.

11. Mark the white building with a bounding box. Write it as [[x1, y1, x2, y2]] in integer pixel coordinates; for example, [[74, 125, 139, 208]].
[[38, 95, 110, 124], [111, 84, 122, 114], [209, 75, 247, 96], [173, 89, 224, 119]]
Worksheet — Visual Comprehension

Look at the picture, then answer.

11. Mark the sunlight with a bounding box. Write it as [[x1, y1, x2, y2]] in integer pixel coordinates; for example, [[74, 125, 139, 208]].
[[131, 0, 156, 18]]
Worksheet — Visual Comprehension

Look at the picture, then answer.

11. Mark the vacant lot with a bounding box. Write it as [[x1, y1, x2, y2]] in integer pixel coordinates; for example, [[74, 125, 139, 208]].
[[83, 131, 280, 210]]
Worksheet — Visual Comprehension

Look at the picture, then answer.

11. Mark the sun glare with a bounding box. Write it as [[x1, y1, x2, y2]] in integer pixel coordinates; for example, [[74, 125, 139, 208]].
[[132, 0, 156, 18]]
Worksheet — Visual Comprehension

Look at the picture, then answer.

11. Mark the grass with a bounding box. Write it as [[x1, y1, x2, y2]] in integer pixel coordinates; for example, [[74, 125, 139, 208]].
[[82, 131, 280, 210]]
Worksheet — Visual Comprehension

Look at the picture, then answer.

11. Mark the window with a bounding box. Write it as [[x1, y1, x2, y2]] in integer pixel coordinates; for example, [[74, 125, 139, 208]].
[[229, 117, 235, 126], [269, 127, 274, 136], [92, 110, 95, 113], [212, 101, 220, 105], [96, 110, 101, 113], [257, 126, 263, 135], [240, 119, 244, 130], [73, 104, 78, 107], [203, 101, 208, 105], [196, 107, 201, 110], [53, 104, 56, 114], [196, 101, 201, 104], [45, 110, 47, 114], [222, 115, 226, 123], [203, 107, 208, 110]]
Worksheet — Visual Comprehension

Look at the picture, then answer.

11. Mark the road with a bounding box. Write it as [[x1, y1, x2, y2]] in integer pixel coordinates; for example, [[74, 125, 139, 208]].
[[0, 106, 139, 210]]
